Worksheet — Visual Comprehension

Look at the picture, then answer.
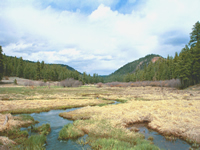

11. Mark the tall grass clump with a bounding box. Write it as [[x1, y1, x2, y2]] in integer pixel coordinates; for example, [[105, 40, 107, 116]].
[[17, 114, 35, 121], [18, 134, 46, 150], [0, 128, 28, 145], [58, 123, 84, 140], [31, 124, 51, 136]]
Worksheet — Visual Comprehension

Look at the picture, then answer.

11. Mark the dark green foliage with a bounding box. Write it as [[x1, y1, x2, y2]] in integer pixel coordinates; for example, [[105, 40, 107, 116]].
[[14, 79, 17, 85], [0, 46, 4, 80], [36, 61, 41, 80], [178, 45, 192, 88], [192, 41, 200, 84], [16, 57, 24, 78], [189, 21, 200, 47]]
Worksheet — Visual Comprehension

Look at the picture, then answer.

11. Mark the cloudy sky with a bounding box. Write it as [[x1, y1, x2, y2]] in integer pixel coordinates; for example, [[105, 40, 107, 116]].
[[0, 0, 200, 75]]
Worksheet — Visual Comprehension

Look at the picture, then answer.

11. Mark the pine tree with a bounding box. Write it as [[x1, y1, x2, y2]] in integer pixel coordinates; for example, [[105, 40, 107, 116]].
[[172, 52, 179, 79], [41, 61, 44, 70], [189, 21, 200, 47], [0, 46, 4, 80], [192, 41, 200, 84], [178, 45, 192, 87], [16, 57, 23, 78], [36, 61, 40, 80]]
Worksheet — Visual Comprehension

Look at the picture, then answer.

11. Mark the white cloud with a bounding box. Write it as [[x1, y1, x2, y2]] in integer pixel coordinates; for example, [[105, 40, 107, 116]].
[[1, 0, 200, 75]]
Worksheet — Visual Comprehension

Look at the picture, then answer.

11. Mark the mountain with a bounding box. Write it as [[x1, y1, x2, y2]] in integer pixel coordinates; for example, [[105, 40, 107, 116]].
[[110, 54, 161, 76]]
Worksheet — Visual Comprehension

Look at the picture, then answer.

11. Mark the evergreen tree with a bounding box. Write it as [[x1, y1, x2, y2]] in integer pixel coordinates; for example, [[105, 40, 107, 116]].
[[13, 56, 18, 76], [189, 21, 200, 47], [192, 41, 200, 84], [178, 45, 192, 87], [0, 46, 4, 80], [36, 61, 40, 80], [172, 52, 179, 79], [41, 61, 44, 70], [16, 57, 23, 77]]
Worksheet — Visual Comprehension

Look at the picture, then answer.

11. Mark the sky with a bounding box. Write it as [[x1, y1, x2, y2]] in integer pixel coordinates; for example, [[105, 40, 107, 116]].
[[0, 0, 200, 75]]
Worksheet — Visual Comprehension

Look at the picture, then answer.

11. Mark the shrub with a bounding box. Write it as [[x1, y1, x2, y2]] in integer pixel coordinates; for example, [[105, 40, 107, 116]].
[[97, 82, 103, 88], [39, 81, 46, 87], [14, 79, 17, 85], [24, 81, 34, 86], [105, 79, 181, 88], [60, 78, 83, 87]]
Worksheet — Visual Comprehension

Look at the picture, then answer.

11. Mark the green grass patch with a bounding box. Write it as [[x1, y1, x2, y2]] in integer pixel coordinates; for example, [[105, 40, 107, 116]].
[[58, 124, 84, 140], [97, 103, 108, 107], [73, 119, 160, 150], [116, 99, 127, 103], [31, 123, 51, 136], [0, 128, 28, 145], [17, 134, 46, 150], [17, 114, 35, 121]]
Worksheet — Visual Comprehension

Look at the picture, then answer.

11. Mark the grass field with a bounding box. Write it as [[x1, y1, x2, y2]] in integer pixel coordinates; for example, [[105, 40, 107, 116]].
[[0, 82, 200, 149]]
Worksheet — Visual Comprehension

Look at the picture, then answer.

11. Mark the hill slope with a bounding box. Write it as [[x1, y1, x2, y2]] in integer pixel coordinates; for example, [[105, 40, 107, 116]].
[[110, 54, 161, 76]]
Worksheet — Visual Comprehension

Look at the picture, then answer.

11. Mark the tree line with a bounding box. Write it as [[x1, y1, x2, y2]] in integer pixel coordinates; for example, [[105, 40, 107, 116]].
[[0, 51, 103, 84]]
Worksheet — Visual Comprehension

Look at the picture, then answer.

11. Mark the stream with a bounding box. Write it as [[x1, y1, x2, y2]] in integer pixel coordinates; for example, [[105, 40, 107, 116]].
[[18, 101, 193, 150]]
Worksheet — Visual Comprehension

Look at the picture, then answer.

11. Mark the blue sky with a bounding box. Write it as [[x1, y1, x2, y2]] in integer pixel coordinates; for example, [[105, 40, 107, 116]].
[[0, 0, 200, 75]]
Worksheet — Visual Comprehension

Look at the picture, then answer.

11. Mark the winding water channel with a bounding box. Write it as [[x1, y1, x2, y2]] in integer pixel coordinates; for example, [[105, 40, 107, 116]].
[[19, 101, 192, 150]]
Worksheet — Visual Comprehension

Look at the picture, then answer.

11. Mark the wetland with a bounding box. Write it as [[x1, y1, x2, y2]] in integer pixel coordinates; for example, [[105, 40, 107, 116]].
[[0, 83, 200, 149]]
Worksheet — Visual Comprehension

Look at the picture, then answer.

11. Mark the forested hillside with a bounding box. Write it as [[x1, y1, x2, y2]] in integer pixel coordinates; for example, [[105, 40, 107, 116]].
[[113, 54, 161, 75], [0, 52, 103, 84], [104, 54, 161, 82]]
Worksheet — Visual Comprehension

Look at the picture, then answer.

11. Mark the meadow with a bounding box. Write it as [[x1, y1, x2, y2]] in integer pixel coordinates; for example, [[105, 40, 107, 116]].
[[0, 80, 200, 149]]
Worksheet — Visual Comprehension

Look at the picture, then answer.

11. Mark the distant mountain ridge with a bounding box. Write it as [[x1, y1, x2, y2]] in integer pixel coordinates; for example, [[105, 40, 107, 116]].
[[110, 54, 161, 76]]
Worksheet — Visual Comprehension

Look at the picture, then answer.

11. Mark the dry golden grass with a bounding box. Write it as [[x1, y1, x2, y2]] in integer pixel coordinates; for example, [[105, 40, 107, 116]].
[[0, 114, 34, 132], [0, 136, 16, 145], [0, 99, 112, 113]]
